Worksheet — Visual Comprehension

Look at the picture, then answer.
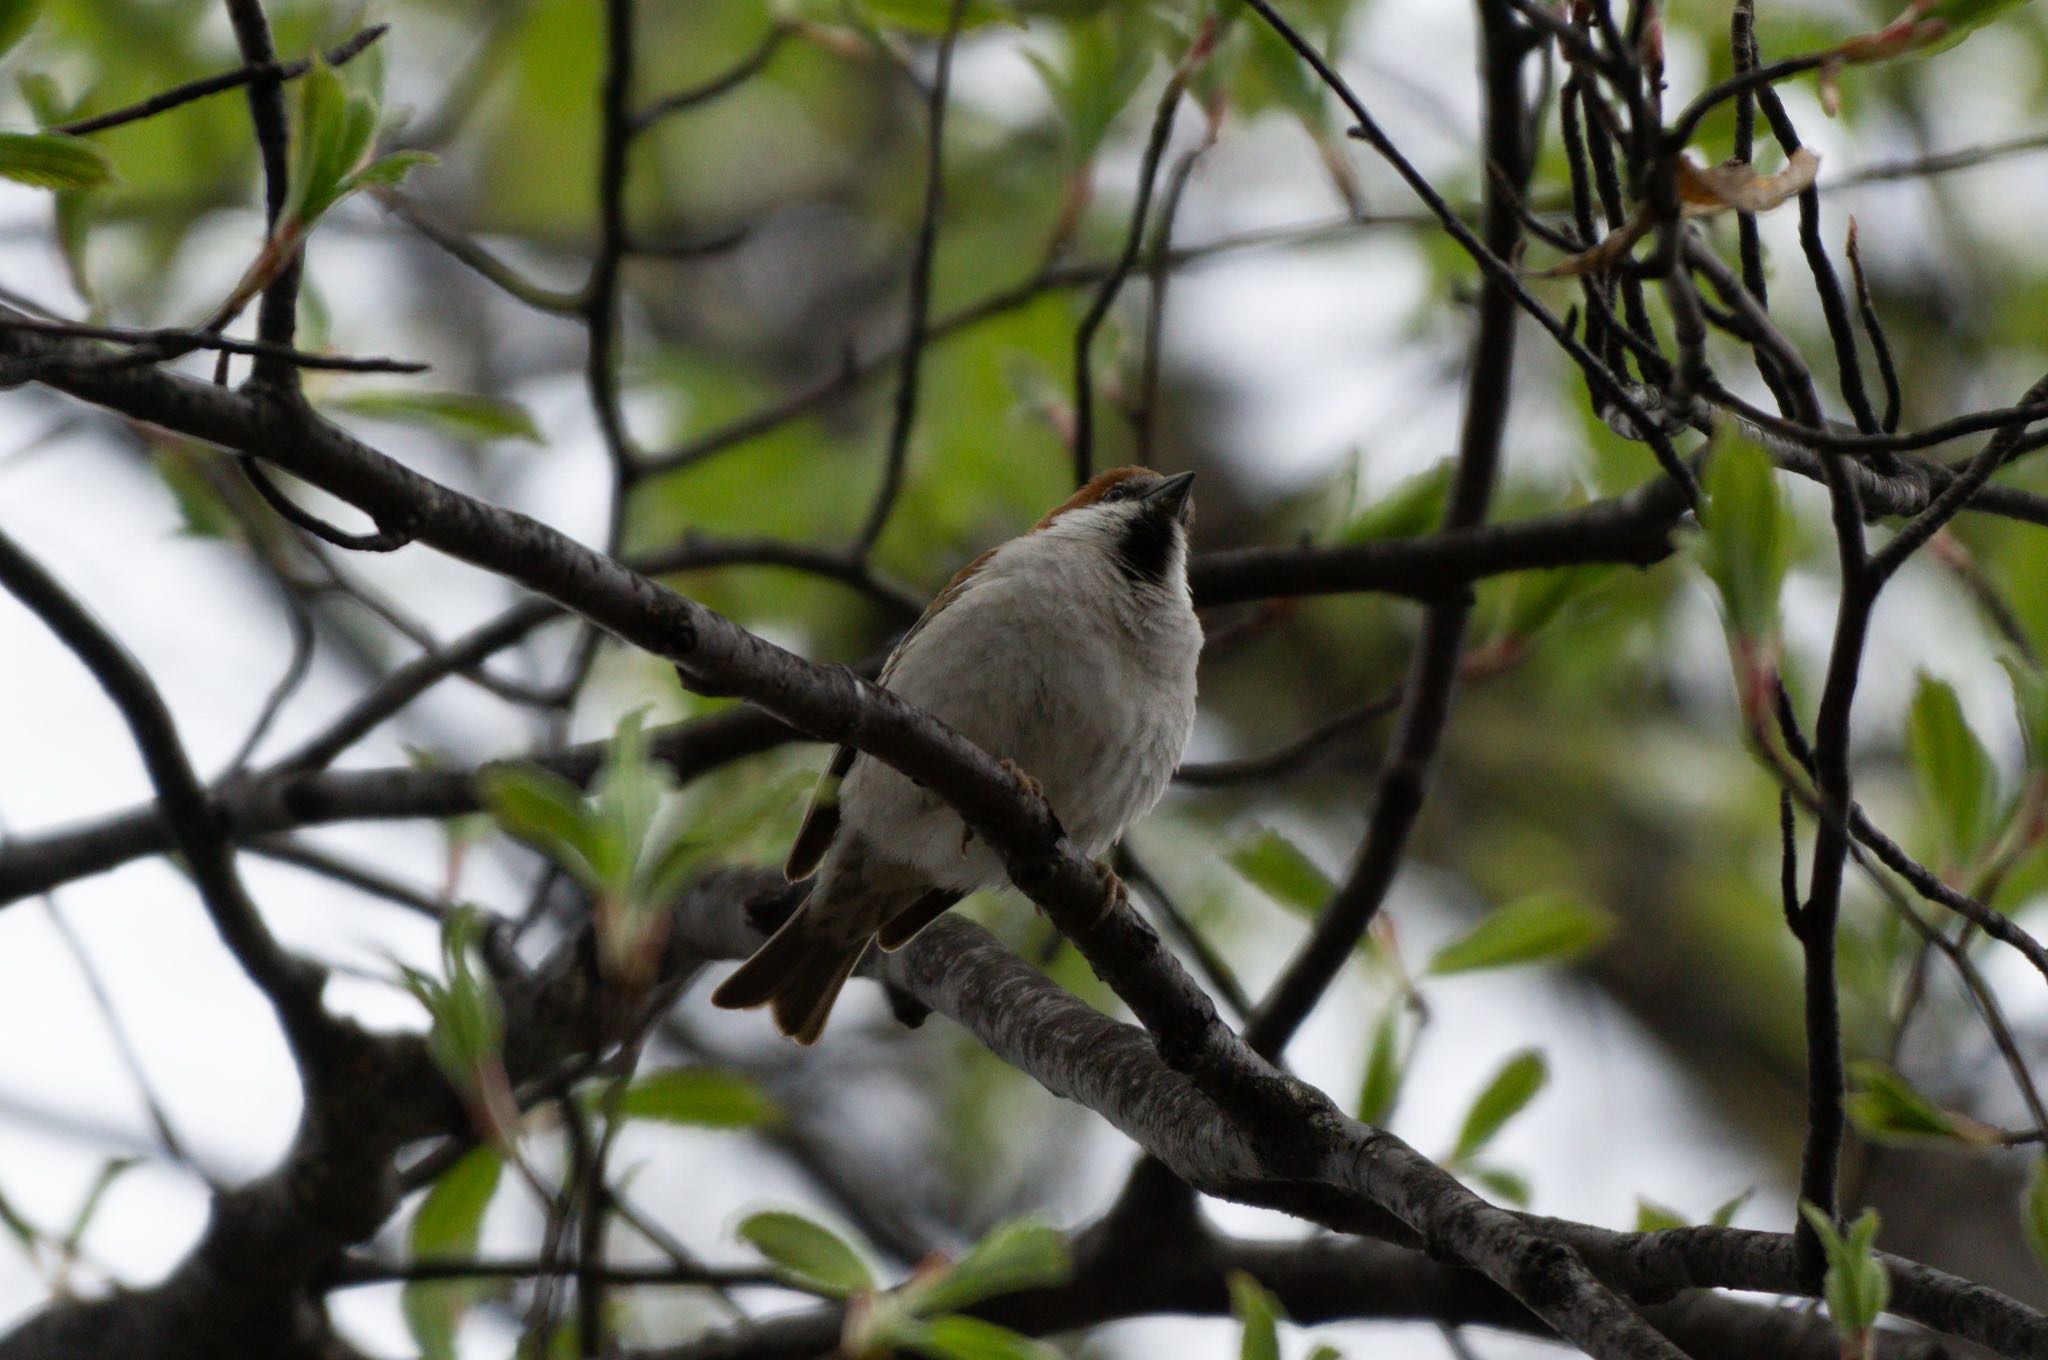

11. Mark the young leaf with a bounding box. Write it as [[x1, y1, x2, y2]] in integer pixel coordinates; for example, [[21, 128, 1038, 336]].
[[903, 1315, 1059, 1360], [0, 0, 40, 59], [1840, 0, 2031, 61], [1452, 1050, 1548, 1163], [1427, 891, 1614, 976], [327, 390, 541, 444], [1847, 1061, 1996, 1145], [402, 1144, 505, 1360], [1355, 1002, 1404, 1126], [17, 71, 72, 125], [1695, 428, 1791, 647], [1470, 1165, 1531, 1207], [0, 131, 110, 190], [1495, 562, 1610, 644], [395, 907, 506, 1106], [638, 767, 813, 909], [1227, 826, 1332, 916], [2024, 1156, 2048, 1277], [1799, 1204, 1891, 1338], [852, 0, 1006, 35], [151, 447, 242, 541], [1030, 12, 1150, 165], [2004, 659, 2048, 769], [1634, 1198, 1688, 1232], [911, 1218, 1072, 1315], [738, 1211, 874, 1298], [1341, 460, 1452, 543], [611, 1067, 780, 1129], [411, 1145, 505, 1259], [477, 765, 602, 889], [1227, 1270, 1283, 1360], [283, 56, 348, 227], [347, 148, 435, 192], [1905, 672, 2000, 865], [1709, 1188, 1755, 1227]]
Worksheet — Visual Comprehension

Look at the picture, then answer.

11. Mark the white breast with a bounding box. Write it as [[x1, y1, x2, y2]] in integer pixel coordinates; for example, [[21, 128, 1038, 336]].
[[839, 531, 1201, 893]]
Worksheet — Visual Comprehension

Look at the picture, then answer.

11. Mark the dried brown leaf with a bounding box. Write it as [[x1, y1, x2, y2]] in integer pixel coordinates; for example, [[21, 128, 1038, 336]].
[[1676, 147, 1820, 217]]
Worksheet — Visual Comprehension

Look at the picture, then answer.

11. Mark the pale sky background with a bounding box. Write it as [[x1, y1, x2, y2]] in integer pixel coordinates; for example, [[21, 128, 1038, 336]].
[[0, 0, 2043, 1354]]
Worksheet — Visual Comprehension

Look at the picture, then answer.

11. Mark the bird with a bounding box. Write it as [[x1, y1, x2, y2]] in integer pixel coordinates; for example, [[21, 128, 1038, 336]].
[[711, 466, 1203, 1043]]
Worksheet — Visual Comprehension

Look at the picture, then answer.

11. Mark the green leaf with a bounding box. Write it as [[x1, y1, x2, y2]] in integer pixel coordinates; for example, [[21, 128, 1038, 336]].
[[151, 447, 241, 541], [1799, 1204, 1891, 1336], [0, 0, 42, 60], [737, 1211, 874, 1298], [477, 765, 602, 889], [1905, 672, 2001, 865], [1495, 562, 1611, 643], [395, 908, 505, 1099], [0, 130, 109, 189], [1341, 460, 1452, 542], [1427, 891, 1614, 976], [1470, 1165, 1531, 1207], [1227, 826, 1332, 916], [638, 767, 812, 909], [587, 710, 672, 892], [1030, 12, 1151, 164], [1843, 0, 2030, 60], [1695, 428, 1790, 646], [1846, 1061, 1990, 1145], [16, 71, 70, 125], [1709, 1188, 1754, 1227], [2024, 1156, 2048, 1277], [411, 1144, 504, 1258], [284, 56, 348, 226], [1452, 1050, 1547, 1163], [1355, 1002, 1404, 1126], [903, 1315, 1060, 1360], [852, 0, 1009, 34], [1634, 1198, 1687, 1232], [347, 148, 435, 192], [1227, 1270, 1283, 1360], [1240, 14, 1327, 127], [2003, 658, 2048, 770], [403, 1144, 505, 1360], [1305, 1347, 1345, 1360], [327, 390, 542, 443], [911, 1218, 1072, 1315], [611, 1068, 780, 1129]]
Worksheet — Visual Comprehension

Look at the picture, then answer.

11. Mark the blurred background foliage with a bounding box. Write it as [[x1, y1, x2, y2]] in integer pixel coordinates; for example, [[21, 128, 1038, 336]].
[[8, 0, 2048, 1350]]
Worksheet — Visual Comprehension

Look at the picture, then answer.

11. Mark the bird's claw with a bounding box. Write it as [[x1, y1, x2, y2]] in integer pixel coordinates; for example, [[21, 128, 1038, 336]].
[[999, 758, 1044, 802], [1091, 861, 1128, 926]]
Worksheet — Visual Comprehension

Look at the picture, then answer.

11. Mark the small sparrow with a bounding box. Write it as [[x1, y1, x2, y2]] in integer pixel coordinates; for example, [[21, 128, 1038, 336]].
[[712, 467, 1202, 1043]]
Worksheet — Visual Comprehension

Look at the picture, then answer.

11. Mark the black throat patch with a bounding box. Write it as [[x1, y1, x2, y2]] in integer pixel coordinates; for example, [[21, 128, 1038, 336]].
[[1113, 513, 1177, 586]]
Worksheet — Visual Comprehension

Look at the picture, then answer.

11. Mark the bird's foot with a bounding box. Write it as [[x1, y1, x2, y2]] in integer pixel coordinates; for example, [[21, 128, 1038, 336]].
[[1090, 860, 1129, 927], [999, 758, 1043, 802]]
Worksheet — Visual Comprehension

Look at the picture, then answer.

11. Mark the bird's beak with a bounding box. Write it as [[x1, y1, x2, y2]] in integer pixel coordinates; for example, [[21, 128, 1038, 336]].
[[1144, 470, 1197, 525]]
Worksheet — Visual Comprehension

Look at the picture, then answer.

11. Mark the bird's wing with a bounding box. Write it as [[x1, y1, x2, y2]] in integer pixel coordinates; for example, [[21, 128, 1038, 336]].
[[783, 546, 1001, 883]]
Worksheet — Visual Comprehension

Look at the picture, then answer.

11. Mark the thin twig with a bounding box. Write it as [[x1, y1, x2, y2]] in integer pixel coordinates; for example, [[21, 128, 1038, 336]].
[[630, 24, 790, 135], [1072, 41, 1202, 484], [55, 26, 387, 137], [0, 317, 425, 373], [856, 0, 965, 552]]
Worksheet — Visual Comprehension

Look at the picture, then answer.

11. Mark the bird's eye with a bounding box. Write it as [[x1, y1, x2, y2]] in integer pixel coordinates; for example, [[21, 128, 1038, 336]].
[[1101, 482, 1135, 503]]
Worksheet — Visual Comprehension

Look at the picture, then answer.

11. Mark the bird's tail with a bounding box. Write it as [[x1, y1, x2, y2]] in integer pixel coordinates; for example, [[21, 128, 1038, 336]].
[[710, 905, 870, 1045]]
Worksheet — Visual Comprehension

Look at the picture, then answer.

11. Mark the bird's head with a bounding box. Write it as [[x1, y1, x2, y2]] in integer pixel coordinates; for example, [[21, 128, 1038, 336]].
[[1033, 466, 1197, 588]]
